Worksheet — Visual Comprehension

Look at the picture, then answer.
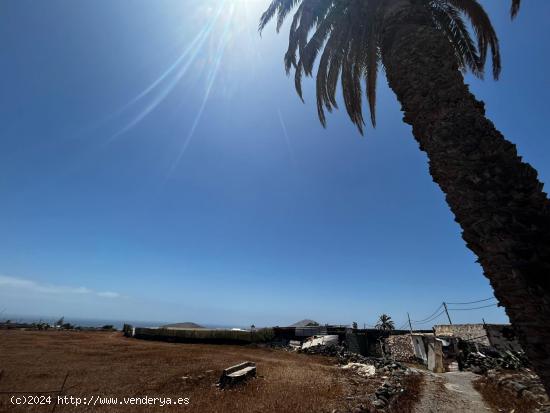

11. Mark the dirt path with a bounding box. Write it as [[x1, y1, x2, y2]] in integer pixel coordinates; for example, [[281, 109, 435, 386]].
[[413, 370, 493, 413]]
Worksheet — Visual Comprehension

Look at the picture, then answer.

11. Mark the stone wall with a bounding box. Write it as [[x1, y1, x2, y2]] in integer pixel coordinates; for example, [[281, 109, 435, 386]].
[[133, 327, 274, 344], [385, 334, 417, 362], [434, 324, 490, 346]]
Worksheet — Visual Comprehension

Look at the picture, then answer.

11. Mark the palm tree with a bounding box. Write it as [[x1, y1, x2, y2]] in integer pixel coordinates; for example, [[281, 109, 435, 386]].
[[260, 0, 550, 394], [376, 314, 395, 332]]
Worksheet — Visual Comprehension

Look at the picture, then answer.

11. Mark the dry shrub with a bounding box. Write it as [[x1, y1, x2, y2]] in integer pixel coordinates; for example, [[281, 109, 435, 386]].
[[387, 373, 425, 413]]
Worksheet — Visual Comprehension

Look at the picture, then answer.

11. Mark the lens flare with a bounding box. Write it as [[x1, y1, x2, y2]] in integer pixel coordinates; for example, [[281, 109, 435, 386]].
[[103, 0, 267, 172], [168, 3, 236, 175], [107, 1, 229, 144]]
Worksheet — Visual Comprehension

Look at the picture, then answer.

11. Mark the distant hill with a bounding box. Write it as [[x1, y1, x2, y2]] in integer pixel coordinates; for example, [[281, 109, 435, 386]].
[[162, 322, 204, 329], [289, 319, 320, 327]]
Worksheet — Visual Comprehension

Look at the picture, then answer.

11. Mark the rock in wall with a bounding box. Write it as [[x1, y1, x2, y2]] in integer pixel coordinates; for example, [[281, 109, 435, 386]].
[[385, 334, 417, 362]]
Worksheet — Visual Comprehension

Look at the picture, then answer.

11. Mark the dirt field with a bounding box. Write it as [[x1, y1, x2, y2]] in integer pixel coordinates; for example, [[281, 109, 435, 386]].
[[0, 330, 374, 412]]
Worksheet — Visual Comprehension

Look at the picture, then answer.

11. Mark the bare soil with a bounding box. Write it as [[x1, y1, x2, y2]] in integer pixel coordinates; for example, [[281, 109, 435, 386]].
[[0, 330, 382, 413], [412, 370, 492, 413]]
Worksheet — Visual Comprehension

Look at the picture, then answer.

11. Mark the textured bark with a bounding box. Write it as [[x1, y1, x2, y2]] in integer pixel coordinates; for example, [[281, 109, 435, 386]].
[[381, 6, 550, 394]]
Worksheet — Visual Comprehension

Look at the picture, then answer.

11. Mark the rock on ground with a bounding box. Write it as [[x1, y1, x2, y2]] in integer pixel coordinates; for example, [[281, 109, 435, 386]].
[[341, 363, 376, 377]]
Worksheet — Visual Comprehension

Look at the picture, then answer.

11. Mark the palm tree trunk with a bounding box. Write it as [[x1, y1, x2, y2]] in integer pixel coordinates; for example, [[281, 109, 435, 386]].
[[381, 6, 550, 394]]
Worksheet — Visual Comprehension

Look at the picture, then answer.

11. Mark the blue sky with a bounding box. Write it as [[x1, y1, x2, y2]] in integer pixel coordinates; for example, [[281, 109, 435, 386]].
[[1, 0, 549, 328]]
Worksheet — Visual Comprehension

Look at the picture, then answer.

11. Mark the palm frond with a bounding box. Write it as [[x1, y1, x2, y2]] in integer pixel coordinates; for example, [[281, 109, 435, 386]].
[[260, 0, 502, 132], [316, 21, 346, 126], [259, 0, 301, 33], [445, 0, 501, 79], [365, 22, 380, 128], [429, 1, 482, 77]]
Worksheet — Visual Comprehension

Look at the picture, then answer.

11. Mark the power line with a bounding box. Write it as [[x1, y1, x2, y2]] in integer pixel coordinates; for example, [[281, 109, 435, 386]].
[[396, 321, 409, 330], [413, 310, 446, 325], [446, 297, 495, 305], [402, 297, 499, 331], [447, 303, 498, 311], [412, 303, 444, 323]]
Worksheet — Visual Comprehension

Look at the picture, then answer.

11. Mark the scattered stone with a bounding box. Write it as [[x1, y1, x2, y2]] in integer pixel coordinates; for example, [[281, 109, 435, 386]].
[[298, 342, 416, 412], [341, 363, 376, 377], [372, 399, 386, 409], [459, 341, 529, 373], [383, 334, 417, 362], [486, 369, 550, 411], [299, 344, 345, 356]]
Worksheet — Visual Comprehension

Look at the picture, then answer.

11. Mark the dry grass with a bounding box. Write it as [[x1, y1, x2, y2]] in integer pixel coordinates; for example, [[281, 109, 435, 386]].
[[473, 376, 538, 413], [0, 330, 352, 412], [387, 373, 425, 413]]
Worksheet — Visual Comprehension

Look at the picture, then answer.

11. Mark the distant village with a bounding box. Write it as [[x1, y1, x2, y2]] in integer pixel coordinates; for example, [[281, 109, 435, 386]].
[[0, 317, 116, 332]]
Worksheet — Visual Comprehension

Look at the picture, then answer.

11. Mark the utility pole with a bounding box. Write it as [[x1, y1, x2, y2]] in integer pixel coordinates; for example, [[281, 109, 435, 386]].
[[407, 312, 413, 333], [443, 302, 453, 325]]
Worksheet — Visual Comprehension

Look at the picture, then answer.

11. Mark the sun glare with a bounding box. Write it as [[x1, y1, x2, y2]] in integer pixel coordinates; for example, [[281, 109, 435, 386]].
[[102, 0, 268, 174]]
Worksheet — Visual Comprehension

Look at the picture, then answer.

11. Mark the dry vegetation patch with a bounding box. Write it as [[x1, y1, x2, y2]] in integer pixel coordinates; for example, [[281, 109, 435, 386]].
[[473, 376, 533, 412], [387, 373, 424, 413], [473, 373, 550, 413], [0, 331, 349, 412]]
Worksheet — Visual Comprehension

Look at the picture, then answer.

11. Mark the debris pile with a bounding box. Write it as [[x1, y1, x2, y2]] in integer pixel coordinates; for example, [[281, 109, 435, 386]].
[[301, 335, 339, 350], [298, 342, 414, 411], [338, 351, 407, 373], [341, 362, 376, 377], [299, 342, 408, 373], [299, 344, 344, 356], [371, 375, 407, 410], [460, 342, 529, 373]]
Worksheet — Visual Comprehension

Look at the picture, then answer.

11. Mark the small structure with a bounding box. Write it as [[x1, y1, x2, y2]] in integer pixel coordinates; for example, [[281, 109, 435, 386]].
[[218, 362, 256, 388], [427, 338, 445, 373], [122, 324, 134, 337], [434, 323, 521, 350], [434, 324, 490, 346], [411, 334, 429, 364]]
